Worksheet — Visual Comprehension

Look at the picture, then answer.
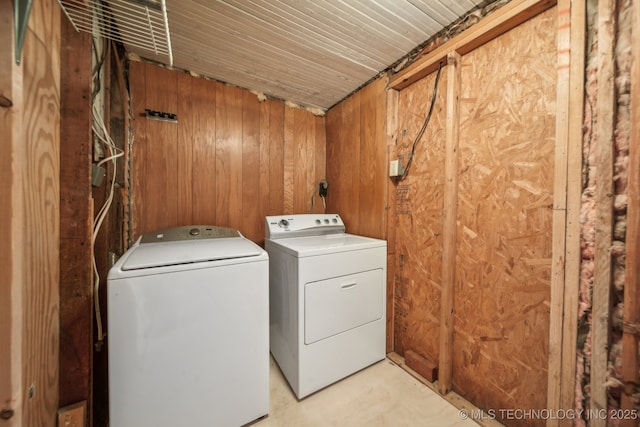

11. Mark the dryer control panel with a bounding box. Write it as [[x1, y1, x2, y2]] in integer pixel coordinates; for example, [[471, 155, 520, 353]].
[[265, 214, 345, 239]]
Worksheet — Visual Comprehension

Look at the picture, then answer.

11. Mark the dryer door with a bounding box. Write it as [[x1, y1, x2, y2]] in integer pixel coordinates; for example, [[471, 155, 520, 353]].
[[304, 268, 383, 345]]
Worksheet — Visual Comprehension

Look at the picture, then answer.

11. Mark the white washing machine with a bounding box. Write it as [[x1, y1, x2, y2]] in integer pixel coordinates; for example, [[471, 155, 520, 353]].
[[107, 225, 269, 427], [265, 214, 387, 399]]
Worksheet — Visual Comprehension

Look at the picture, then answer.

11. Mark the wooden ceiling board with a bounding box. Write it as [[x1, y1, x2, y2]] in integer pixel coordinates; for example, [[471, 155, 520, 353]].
[[120, 0, 488, 110]]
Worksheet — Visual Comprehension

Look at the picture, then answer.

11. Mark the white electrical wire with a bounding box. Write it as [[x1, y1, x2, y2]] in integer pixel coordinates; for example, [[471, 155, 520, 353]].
[[91, 101, 123, 345], [90, 31, 124, 346], [309, 188, 318, 213]]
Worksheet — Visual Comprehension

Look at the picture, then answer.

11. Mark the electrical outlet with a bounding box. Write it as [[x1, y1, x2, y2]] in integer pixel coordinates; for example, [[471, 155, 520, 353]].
[[319, 179, 328, 197], [57, 401, 86, 427], [389, 160, 403, 177]]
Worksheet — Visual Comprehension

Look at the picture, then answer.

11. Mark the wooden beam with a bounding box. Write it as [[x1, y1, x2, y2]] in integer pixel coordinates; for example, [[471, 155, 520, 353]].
[[385, 84, 399, 353], [0, 1, 22, 425], [620, 0, 640, 423], [21, 1, 61, 425], [547, 1, 572, 425], [590, 0, 616, 423], [389, 0, 557, 90], [438, 51, 461, 396], [59, 9, 93, 415], [548, 2, 586, 425], [559, 0, 586, 424]]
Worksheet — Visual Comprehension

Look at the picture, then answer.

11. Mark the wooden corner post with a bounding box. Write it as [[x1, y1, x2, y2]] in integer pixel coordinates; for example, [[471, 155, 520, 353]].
[[439, 51, 461, 395]]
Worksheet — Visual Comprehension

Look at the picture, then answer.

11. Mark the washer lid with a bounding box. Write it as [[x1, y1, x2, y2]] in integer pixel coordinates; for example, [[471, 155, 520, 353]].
[[121, 236, 263, 270]]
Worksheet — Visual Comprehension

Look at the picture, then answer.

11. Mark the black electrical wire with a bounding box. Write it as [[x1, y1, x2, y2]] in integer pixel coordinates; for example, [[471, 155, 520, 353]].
[[400, 61, 444, 180]]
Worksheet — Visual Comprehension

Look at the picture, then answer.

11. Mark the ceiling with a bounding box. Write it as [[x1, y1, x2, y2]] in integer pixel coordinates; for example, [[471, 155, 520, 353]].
[[61, 0, 487, 111]]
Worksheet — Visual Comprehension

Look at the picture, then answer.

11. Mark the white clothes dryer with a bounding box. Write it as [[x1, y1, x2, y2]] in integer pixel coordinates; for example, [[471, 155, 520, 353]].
[[108, 225, 269, 427], [265, 214, 387, 399]]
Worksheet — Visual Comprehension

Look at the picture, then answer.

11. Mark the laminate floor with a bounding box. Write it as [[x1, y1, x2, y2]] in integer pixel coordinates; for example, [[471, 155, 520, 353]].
[[252, 357, 479, 427]]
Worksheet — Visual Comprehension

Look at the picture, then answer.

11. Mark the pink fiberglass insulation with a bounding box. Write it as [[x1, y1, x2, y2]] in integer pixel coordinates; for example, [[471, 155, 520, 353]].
[[577, 0, 632, 421]]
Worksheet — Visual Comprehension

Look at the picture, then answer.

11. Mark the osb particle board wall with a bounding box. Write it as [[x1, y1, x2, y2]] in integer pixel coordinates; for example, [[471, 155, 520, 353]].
[[394, 69, 448, 363], [0, 0, 61, 425], [454, 7, 555, 418], [128, 61, 326, 245], [393, 8, 556, 426]]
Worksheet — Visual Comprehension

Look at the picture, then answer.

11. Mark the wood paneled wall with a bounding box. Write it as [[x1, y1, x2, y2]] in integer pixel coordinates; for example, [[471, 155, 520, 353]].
[[0, 0, 61, 425], [128, 61, 326, 245], [325, 76, 387, 239], [325, 76, 389, 350]]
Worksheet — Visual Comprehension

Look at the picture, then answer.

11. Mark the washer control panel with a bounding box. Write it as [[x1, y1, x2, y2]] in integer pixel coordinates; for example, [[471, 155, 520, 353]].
[[265, 214, 345, 239], [141, 225, 241, 243]]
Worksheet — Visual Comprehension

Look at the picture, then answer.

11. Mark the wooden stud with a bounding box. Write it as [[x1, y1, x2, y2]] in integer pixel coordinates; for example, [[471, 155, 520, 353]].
[[385, 84, 399, 353], [0, 1, 20, 425], [18, 1, 61, 425], [590, 0, 616, 423], [59, 7, 93, 412], [558, 0, 586, 424], [389, 0, 557, 90], [620, 0, 640, 423], [545, 1, 586, 424], [439, 51, 461, 395], [547, 1, 572, 424]]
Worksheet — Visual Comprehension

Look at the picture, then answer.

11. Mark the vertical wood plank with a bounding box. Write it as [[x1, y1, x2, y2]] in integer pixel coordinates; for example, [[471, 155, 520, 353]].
[[21, 0, 61, 424], [242, 90, 261, 241], [340, 95, 361, 230], [620, 0, 640, 421], [143, 65, 179, 232], [547, 2, 571, 423], [385, 85, 399, 354], [176, 73, 194, 225], [325, 101, 343, 215], [283, 106, 295, 214], [191, 78, 218, 225], [59, 6, 93, 415], [314, 114, 327, 213], [439, 51, 461, 395], [259, 99, 272, 237], [0, 1, 21, 425], [293, 108, 313, 213], [358, 77, 387, 238], [590, 0, 615, 422], [268, 101, 285, 216], [215, 84, 243, 229], [559, 0, 586, 423], [129, 61, 147, 239]]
